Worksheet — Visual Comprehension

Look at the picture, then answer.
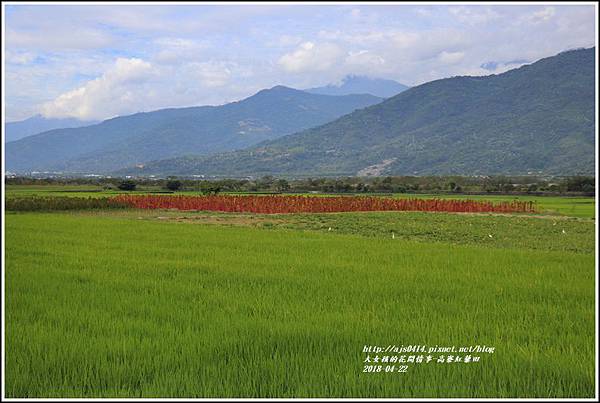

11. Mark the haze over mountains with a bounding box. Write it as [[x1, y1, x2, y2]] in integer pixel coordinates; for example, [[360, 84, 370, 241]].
[[4, 115, 97, 143], [5, 88, 381, 173], [128, 47, 595, 177], [306, 75, 409, 98]]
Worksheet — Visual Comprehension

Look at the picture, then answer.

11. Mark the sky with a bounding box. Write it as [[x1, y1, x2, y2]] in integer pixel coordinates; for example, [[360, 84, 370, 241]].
[[3, 2, 597, 122]]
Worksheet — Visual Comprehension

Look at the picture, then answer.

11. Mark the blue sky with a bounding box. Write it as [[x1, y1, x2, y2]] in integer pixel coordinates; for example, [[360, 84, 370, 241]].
[[4, 3, 596, 121]]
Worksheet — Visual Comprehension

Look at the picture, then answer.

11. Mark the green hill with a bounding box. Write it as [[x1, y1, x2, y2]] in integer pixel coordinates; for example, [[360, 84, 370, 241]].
[[5, 115, 98, 143], [131, 47, 595, 177], [5, 87, 381, 173]]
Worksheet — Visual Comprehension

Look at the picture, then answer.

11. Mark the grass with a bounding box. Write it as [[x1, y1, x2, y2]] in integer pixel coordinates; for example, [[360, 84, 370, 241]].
[[391, 193, 596, 219], [5, 211, 596, 398], [84, 209, 595, 254]]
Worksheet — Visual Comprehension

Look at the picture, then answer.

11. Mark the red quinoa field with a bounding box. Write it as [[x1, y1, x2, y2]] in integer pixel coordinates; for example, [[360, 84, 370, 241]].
[[112, 194, 538, 214]]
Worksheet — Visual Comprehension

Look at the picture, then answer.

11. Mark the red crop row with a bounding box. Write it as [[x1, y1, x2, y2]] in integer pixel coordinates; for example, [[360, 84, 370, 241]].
[[112, 194, 537, 214]]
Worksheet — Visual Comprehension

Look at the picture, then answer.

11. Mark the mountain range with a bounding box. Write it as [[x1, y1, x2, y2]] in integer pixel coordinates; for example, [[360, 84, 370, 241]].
[[305, 75, 409, 98], [5, 89, 381, 173], [4, 115, 97, 143], [6, 48, 595, 177], [128, 47, 595, 177]]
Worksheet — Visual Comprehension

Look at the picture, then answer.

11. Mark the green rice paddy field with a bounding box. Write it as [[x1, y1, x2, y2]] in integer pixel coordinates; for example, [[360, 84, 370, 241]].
[[4, 188, 597, 398]]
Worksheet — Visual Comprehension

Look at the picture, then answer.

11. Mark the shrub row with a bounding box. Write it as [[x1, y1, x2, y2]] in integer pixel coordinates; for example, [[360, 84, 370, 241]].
[[6, 197, 129, 211]]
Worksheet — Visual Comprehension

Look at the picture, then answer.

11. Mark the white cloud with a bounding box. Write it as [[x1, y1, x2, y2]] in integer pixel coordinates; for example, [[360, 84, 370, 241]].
[[322, 30, 386, 47], [530, 7, 556, 23], [346, 7, 378, 24], [5, 50, 37, 65], [438, 51, 465, 65], [153, 37, 211, 64], [41, 58, 154, 120], [36, 57, 258, 121], [390, 32, 421, 49], [277, 35, 303, 47], [386, 29, 471, 63], [186, 61, 232, 87], [345, 50, 385, 68], [278, 41, 343, 73], [414, 8, 432, 17], [6, 27, 114, 51], [449, 6, 500, 25]]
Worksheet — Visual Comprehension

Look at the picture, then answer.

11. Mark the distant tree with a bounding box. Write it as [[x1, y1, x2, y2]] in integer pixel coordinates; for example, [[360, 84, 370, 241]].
[[564, 176, 594, 193], [275, 179, 290, 192], [200, 182, 221, 195], [257, 175, 275, 190], [396, 185, 408, 194], [332, 180, 350, 193], [117, 180, 137, 191], [243, 181, 258, 192], [165, 179, 182, 191], [501, 183, 515, 192], [447, 181, 462, 193]]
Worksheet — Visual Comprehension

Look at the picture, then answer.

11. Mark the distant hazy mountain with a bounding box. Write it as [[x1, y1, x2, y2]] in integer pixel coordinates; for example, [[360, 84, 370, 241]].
[[5, 87, 382, 173], [131, 48, 595, 177], [306, 75, 409, 98], [4, 115, 97, 142]]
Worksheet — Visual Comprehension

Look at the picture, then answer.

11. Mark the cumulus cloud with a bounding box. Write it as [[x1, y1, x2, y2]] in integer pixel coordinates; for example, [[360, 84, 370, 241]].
[[38, 56, 254, 121], [278, 42, 343, 73], [41, 58, 154, 120]]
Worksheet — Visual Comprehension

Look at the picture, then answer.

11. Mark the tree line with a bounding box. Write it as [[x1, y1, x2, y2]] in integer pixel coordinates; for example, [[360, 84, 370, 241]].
[[6, 175, 595, 196]]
